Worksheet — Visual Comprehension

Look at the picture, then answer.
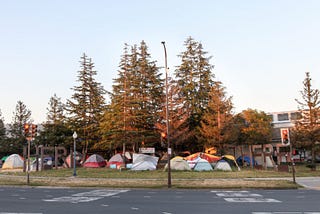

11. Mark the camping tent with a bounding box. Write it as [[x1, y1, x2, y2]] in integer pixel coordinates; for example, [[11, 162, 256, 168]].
[[2, 154, 24, 169], [222, 155, 240, 170], [64, 151, 82, 168], [214, 160, 232, 171], [236, 156, 256, 166], [83, 154, 106, 168], [131, 153, 159, 171], [107, 153, 126, 168], [165, 156, 191, 171], [194, 158, 213, 171]]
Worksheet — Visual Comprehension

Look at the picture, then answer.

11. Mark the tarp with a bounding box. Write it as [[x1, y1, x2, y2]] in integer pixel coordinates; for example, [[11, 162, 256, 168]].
[[200, 153, 221, 163], [131, 153, 158, 171], [2, 154, 24, 169], [83, 154, 106, 168], [185, 152, 221, 163], [165, 156, 191, 171], [214, 160, 232, 171], [194, 158, 213, 171]]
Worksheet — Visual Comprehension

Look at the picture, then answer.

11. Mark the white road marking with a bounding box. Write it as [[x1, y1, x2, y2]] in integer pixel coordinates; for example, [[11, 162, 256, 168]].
[[44, 196, 103, 203], [131, 207, 139, 210], [43, 189, 128, 203], [212, 190, 281, 203], [216, 192, 262, 197], [225, 198, 281, 203], [0, 213, 43, 214]]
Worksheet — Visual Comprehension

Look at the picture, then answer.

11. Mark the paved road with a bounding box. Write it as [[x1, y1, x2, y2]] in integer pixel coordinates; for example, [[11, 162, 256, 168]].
[[0, 187, 319, 214]]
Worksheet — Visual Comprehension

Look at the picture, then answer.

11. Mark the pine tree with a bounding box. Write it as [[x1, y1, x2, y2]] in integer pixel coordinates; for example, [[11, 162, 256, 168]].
[[9, 100, 32, 138], [293, 72, 320, 166], [0, 109, 5, 140], [8, 100, 32, 154], [174, 37, 215, 151], [199, 81, 234, 153], [100, 41, 164, 152], [39, 94, 71, 147], [66, 53, 106, 154], [0, 109, 7, 155]]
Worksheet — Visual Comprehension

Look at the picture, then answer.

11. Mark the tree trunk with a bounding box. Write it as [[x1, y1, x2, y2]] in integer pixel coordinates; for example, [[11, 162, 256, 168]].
[[249, 145, 253, 169]]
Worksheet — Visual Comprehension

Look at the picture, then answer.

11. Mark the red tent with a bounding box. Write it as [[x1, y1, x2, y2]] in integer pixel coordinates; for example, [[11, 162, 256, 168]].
[[83, 154, 106, 168]]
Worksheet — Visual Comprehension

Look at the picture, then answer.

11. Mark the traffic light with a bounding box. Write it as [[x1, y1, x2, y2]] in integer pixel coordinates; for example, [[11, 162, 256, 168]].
[[24, 123, 30, 137], [280, 128, 290, 146], [160, 132, 166, 147], [31, 124, 38, 137]]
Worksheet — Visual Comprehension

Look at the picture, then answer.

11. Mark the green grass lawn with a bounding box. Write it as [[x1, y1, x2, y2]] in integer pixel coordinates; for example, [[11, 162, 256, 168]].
[[2, 163, 319, 179], [0, 164, 318, 188]]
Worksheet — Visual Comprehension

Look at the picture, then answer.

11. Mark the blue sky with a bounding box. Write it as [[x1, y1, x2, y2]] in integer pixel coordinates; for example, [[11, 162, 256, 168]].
[[1, 0, 320, 123]]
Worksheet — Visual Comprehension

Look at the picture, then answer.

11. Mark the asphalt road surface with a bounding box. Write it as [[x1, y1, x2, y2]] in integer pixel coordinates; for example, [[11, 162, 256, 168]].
[[0, 187, 319, 214]]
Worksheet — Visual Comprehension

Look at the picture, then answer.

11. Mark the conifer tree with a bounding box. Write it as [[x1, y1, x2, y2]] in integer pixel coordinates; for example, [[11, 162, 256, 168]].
[[8, 101, 32, 154], [293, 72, 320, 166], [66, 53, 106, 154], [0, 110, 7, 154], [199, 81, 234, 153], [0, 110, 5, 140], [174, 37, 215, 151], [100, 41, 164, 151], [39, 94, 71, 147], [10, 100, 32, 139]]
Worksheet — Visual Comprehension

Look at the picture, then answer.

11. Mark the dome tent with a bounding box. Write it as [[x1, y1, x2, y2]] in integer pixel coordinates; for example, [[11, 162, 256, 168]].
[[84, 154, 106, 168], [194, 158, 213, 171], [2, 154, 24, 169]]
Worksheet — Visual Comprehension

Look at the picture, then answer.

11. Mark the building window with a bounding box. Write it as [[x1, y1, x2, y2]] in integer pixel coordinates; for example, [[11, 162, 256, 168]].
[[290, 112, 302, 120], [277, 113, 289, 121]]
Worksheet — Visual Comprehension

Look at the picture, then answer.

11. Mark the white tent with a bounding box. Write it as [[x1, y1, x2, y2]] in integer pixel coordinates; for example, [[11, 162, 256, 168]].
[[194, 158, 213, 171], [214, 160, 232, 171], [165, 156, 191, 171], [2, 154, 24, 169], [131, 153, 159, 171]]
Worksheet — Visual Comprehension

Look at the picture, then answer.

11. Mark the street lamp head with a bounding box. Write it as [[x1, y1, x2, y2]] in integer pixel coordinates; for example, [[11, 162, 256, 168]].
[[73, 131, 77, 139], [161, 41, 165, 45]]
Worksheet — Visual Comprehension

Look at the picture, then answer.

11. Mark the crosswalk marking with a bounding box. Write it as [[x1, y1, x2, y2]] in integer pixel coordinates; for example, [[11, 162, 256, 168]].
[[212, 190, 281, 203], [43, 189, 128, 203]]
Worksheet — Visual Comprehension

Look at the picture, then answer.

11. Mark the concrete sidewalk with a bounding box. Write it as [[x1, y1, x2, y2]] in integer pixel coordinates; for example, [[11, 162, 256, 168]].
[[295, 177, 320, 190]]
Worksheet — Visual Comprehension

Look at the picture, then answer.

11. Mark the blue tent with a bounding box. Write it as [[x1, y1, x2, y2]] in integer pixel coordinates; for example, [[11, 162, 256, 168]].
[[236, 156, 256, 166], [194, 159, 213, 171]]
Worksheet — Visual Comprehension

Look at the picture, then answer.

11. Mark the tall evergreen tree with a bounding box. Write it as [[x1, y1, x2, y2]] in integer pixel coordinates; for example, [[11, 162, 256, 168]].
[[9, 100, 32, 138], [199, 81, 234, 153], [293, 72, 320, 166], [66, 53, 106, 154], [174, 37, 215, 150], [0, 109, 7, 155], [100, 41, 164, 152], [8, 101, 32, 154], [0, 109, 5, 140], [38, 94, 71, 147]]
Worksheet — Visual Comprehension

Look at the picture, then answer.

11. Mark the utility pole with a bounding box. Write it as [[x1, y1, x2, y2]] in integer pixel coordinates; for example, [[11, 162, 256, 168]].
[[161, 41, 171, 188]]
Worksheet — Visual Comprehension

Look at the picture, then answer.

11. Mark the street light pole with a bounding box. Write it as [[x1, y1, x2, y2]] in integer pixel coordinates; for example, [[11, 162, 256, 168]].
[[161, 41, 171, 188], [72, 131, 77, 176]]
